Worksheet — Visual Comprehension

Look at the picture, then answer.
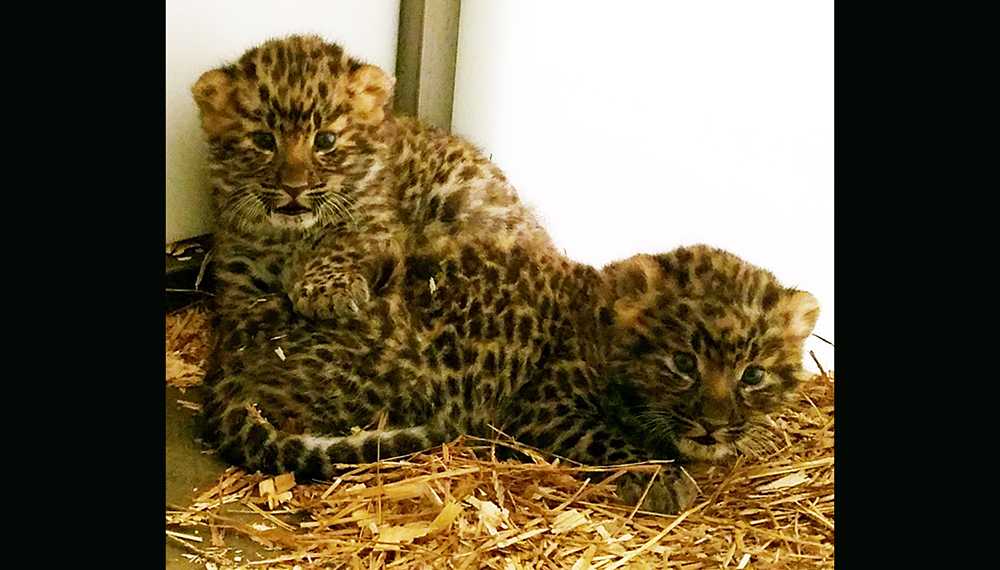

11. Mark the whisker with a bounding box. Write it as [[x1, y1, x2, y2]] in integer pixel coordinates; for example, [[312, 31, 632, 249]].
[[331, 199, 357, 223], [225, 188, 268, 233], [315, 196, 342, 226], [317, 192, 356, 227], [733, 420, 781, 459]]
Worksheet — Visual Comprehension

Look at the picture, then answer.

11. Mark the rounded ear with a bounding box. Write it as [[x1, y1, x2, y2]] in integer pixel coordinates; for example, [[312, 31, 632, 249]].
[[781, 290, 820, 340], [191, 69, 238, 136], [347, 64, 395, 124], [604, 256, 658, 299], [602, 256, 661, 330]]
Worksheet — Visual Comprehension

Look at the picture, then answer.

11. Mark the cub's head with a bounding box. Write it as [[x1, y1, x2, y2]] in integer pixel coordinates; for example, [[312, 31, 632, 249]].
[[602, 245, 820, 462], [190, 35, 395, 233]]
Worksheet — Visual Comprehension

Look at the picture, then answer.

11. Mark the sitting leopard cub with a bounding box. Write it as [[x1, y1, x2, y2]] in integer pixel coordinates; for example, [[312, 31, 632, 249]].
[[190, 35, 553, 336], [202, 242, 819, 514]]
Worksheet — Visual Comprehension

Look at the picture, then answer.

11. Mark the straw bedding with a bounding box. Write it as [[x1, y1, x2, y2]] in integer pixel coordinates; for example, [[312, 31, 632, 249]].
[[167, 304, 834, 569]]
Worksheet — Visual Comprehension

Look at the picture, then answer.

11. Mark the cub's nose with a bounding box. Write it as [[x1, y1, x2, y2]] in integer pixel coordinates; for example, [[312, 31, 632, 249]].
[[692, 433, 718, 445], [281, 182, 308, 201], [700, 416, 729, 431]]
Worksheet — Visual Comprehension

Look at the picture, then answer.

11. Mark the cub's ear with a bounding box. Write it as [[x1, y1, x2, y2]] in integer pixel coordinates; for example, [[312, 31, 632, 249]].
[[347, 64, 395, 124], [779, 290, 820, 341], [191, 69, 239, 137], [605, 256, 658, 299], [604, 256, 661, 329]]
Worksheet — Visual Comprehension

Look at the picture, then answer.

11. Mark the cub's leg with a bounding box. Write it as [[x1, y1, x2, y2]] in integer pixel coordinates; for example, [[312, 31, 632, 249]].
[[285, 237, 403, 322], [286, 250, 370, 320], [506, 407, 698, 514], [212, 250, 297, 352]]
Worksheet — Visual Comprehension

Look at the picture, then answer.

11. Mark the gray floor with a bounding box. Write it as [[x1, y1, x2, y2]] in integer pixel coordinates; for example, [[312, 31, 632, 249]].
[[166, 385, 222, 567], [166, 386, 272, 568]]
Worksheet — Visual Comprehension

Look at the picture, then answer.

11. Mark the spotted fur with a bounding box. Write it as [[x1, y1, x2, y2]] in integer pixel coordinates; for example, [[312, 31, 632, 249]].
[[190, 35, 553, 332], [202, 238, 819, 514], [193, 36, 820, 515]]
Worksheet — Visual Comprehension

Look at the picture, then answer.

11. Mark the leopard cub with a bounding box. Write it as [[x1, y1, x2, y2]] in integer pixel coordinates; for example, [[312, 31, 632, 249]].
[[190, 34, 553, 342], [202, 240, 819, 514]]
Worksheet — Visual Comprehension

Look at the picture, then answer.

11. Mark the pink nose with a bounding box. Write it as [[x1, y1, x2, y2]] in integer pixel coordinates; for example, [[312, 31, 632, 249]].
[[281, 183, 307, 200]]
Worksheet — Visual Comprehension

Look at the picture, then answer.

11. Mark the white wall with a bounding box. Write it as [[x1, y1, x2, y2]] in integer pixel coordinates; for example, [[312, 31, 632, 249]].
[[454, 1, 834, 371], [166, 0, 401, 244]]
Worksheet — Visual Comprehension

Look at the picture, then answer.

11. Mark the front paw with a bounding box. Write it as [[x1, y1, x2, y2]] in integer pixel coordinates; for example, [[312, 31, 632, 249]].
[[289, 276, 370, 321], [615, 468, 698, 514]]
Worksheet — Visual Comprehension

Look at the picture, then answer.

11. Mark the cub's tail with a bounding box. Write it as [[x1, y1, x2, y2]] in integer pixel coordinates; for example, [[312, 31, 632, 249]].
[[203, 401, 443, 480]]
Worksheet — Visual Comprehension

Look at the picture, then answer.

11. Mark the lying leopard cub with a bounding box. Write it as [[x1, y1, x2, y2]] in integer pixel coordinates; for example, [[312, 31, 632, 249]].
[[190, 34, 552, 339], [202, 242, 819, 513]]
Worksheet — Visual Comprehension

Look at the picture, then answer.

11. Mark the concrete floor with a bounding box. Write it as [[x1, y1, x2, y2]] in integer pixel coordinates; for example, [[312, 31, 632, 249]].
[[166, 385, 221, 567], [166, 386, 269, 568]]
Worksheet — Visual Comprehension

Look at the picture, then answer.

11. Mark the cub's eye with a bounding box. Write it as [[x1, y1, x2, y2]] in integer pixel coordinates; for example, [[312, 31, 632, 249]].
[[741, 366, 765, 385], [673, 352, 697, 374], [314, 132, 337, 151], [250, 132, 276, 151]]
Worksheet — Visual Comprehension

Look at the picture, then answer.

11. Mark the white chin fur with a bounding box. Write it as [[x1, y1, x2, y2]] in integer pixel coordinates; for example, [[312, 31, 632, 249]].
[[269, 212, 319, 230], [676, 438, 736, 462]]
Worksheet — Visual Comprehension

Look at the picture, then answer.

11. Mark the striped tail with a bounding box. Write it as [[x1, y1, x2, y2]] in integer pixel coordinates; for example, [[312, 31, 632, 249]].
[[205, 401, 443, 480]]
